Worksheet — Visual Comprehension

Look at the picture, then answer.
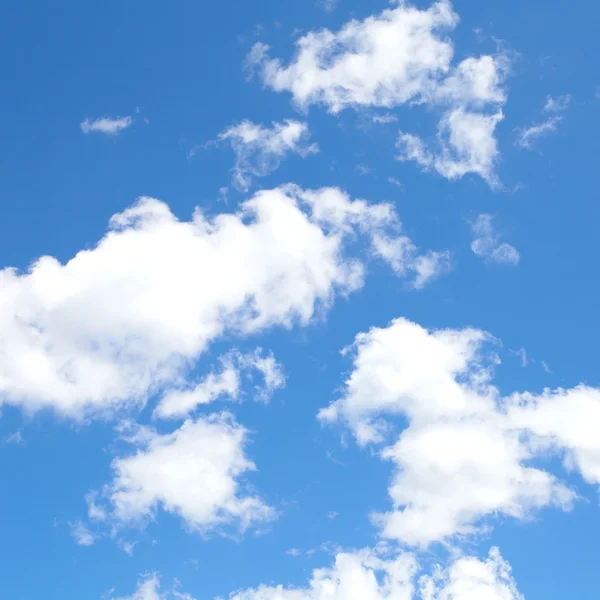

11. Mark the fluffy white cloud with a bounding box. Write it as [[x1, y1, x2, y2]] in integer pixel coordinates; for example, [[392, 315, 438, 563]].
[[470, 214, 520, 265], [229, 546, 417, 600], [516, 94, 571, 149], [420, 548, 523, 600], [507, 386, 600, 487], [226, 546, 522, 600], [154, 348, 284, 419], [0, 186, 443, 419], [249, 1, 509, 184], [80, 116, 133, 135], [248, 2, 458, 113], [318, 318, 599, 546], [219, 120, 318, 191], [397, 108, 503, 185], [92, 413, 272, 535]]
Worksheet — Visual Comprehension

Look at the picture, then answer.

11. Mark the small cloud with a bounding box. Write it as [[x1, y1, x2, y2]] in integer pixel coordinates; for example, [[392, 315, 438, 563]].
[[544, 94, 572, 113], [2, 430, 24, 446], [541, 361, 552, 374], [372, 113, 398, 125], [217, 119, 318, 191], [327, 511, 339, 520], [355, 163, 371, 176], [516, 94, 570, 149], [118, 539, 137, 556], [511, 348, 528, 367], [318, 0, 338, 12], [515, 117, 562, 149], [286, 548, 301, 557], [387, 177, 402, 189], [471, 214, 520, 266], [80, 116, 133, 136], [70, 521, 96, 547]]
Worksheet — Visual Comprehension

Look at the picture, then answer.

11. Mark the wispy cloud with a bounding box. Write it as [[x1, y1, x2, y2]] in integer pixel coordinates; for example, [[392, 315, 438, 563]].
[[471, 214, 520, 265], [516, 94, 571, 149]]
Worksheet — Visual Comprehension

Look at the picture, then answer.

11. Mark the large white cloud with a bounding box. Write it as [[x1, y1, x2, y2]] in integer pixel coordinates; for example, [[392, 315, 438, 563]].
[[248, 1, 509, 184], [319, 317, 600, 546], [226, 546, 522, 600], [0, 186, 445, 419], [91, 413, 272, 535]]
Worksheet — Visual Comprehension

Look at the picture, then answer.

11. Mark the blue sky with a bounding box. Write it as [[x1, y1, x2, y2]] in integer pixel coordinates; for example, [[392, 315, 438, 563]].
[[0, 1, 599, 599]]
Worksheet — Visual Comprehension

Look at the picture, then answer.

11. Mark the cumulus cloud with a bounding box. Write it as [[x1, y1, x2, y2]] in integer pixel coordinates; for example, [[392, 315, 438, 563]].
[[397, 108, 504, 185], [248, 1, 458, 113], [248, 1, 509, 184], [226, 545, 522, 600], [470, 214, 520, 265], [154, 348, 284, 420], [218, 120, 318, 191], [420, 548, 524, 600], [516, 94, 571, 149], [80, 116, 133, 135], [90, 413, 273, 535], [318, 318, 600, 546], [0, 186, 444, 420]]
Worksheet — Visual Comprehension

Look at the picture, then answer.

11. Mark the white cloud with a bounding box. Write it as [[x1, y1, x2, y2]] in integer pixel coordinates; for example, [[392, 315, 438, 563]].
[[507, 386, 600, 488], [227, 545, 522, 600], [470, 214, 520, 265], [249, 1, 458, 113], [319, 318, 592, 547], [92, 413, 273, 535], [299, 185, 450, 288], [420, 548, 524, 600], [516, 94, 571, 149], [112, 574, 195, 600], [0, 186, 440, 419], [397, 108, 504, 185], [249, 1, 509, 184], [515, 117, 561, 149], [154, 348, 284, 419], [229, 546, 417, 600], [80, 116, 133, 136], [2, 430, 24, 446], [319, 0, 339, 12], [543, 94, 571, 113], [70, 520, 96, 546], [219, 120, 318, 191]]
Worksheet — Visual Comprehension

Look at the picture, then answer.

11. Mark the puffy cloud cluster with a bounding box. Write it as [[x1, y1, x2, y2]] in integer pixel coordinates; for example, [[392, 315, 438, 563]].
[[0, 186, 445, 420], [90, 413, 273, 535], [226, 546, 522, 600], [249, 1, 509, 184], [320, 317, 600, 546]]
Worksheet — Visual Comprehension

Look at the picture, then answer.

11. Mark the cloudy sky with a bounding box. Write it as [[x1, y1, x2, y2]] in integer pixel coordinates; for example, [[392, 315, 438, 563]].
[[1, 0, 599, 598]]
